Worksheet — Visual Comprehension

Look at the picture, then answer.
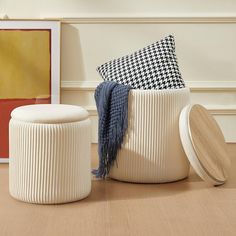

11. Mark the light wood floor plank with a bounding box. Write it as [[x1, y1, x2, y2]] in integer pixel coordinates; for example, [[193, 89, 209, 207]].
[[0, 144, 235, 236]]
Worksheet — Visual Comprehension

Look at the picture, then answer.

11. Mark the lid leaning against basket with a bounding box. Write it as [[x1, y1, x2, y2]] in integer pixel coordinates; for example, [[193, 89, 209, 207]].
[[179, 104, 231, 186]]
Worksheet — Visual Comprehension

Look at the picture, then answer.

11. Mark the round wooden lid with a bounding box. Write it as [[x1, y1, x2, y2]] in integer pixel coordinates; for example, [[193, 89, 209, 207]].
[[179, 104, 231, 186]]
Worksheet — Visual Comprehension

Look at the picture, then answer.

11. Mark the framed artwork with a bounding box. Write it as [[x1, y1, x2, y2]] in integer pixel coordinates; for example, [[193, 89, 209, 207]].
[[0, 20, 60, 163]]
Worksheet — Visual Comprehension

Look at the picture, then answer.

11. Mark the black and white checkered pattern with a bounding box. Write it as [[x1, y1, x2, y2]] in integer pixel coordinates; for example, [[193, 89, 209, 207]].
[[97, 35, 185, 90]]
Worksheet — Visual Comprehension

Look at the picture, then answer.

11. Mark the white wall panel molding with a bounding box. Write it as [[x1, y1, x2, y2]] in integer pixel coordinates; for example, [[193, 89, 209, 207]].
[[61, 80, 236, 92], [186, 81, 236, 91], [5, 16, 236, 24], [206, 105, 236, 115], [49, 16, 236, 24], [61, 81, 98, 91], [58, 17, 236, 143]]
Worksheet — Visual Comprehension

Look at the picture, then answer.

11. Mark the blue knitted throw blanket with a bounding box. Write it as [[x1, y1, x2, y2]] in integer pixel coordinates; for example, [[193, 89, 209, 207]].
[[92, 81, 132, 178]]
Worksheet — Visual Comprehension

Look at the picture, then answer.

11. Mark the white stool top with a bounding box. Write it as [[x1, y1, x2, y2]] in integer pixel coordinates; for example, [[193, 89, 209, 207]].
[[11, 104, 89, 124]]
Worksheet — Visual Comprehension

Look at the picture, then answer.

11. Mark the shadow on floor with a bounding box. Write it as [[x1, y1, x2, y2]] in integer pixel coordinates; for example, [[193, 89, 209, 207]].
[[79, 169, 207, 204]]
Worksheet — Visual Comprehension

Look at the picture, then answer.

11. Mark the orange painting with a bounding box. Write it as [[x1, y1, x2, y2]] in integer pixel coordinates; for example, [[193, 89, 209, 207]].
[[0, 28, 53, 160]]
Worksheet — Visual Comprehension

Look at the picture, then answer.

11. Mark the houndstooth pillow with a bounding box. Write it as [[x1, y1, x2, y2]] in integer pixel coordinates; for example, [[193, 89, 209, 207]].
[[97, 35, 185, 90]]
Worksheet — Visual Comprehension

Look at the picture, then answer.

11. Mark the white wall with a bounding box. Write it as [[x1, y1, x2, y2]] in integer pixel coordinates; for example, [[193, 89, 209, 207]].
[[1, 0, 236, 17], [1, 1, 236, 142]]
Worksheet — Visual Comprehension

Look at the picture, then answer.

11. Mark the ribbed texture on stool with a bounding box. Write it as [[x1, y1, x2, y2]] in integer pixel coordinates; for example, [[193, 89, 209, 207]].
[[9, 119, 91, 204], [109, 88, 190, 183]]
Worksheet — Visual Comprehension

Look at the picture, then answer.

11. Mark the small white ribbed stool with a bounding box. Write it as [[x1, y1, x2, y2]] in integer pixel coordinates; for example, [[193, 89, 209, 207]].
[[109, 88, 190, 183], [9, 104, 91, 204]]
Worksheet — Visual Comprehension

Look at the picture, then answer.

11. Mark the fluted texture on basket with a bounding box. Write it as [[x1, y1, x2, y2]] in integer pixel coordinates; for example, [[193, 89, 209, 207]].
[[9, 119, 91, 204], [109, 88, 190, 183]]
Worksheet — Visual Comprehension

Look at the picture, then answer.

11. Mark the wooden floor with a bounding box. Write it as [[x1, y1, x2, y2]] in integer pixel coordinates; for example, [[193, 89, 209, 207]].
[[0, 144, 236, 236]]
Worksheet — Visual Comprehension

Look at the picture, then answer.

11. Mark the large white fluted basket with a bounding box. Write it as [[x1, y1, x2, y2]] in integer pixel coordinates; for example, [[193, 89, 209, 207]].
[[109, 88, 190, 183], [9, 104, 91, 204]]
